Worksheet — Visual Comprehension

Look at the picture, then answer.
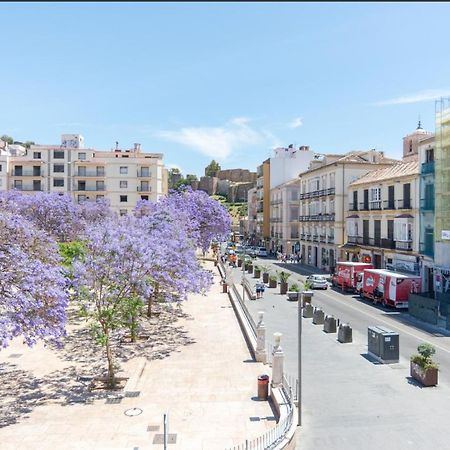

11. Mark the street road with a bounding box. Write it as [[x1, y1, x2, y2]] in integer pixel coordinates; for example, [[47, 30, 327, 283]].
[[248, 257, 450, 383]]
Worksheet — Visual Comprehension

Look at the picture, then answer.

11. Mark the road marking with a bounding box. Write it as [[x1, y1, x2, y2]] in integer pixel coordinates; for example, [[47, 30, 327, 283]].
[[317, 289, 450, 355]]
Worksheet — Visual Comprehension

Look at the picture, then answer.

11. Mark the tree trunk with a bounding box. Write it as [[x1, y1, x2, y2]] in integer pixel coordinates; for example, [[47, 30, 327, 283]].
[[147, 283, 159, 318], [130, 316, 137, 343], [105, 337, 116, 389]]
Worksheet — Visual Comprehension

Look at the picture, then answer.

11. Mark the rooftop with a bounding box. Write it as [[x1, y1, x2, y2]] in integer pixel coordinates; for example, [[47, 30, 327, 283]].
[[349, 160, 419, 187]]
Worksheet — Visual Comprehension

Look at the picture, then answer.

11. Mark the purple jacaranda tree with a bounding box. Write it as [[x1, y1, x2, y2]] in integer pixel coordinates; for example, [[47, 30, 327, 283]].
[[73, 216, 156, 388], [135, 186, 231, 252], [0, 190, 83, 242], [77, 197, 116, 226], [0, 211, 69, 349]]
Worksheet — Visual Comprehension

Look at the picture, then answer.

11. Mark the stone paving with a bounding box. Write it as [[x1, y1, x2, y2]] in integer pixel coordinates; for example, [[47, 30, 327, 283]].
[[0, 261, 274, 450]]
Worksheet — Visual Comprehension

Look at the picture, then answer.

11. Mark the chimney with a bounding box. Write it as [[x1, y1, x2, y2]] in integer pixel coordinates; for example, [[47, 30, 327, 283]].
[[134, 143, 141, 152]]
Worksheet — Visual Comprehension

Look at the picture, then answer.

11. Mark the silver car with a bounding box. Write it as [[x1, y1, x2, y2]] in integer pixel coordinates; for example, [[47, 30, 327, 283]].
[[306, 274, 329, 289]]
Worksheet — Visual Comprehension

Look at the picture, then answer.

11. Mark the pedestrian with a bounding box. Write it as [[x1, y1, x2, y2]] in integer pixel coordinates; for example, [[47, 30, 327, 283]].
[[255, 282, 262, 299], [260, 282, 265, 298]]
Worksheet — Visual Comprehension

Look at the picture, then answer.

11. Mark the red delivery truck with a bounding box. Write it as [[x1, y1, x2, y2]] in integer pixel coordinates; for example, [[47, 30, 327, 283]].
[[331, 262, 373, 292], [360, 269, 421, 309]]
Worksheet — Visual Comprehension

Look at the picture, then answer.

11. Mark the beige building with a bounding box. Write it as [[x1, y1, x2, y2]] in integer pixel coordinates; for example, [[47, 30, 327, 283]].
[[298, 150, 398, 271], [255, 159, 271, 247], [3, 134, 167, 214], [346, 161, 421, 273]]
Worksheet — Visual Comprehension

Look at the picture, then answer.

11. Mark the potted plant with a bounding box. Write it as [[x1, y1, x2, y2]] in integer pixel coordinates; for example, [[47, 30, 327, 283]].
[[237, 257, 243, 268], [269, 274, 278, 288], [410, 343, 439, 387], [302, 280, 314, 305], [260, 265, 270, 283], [277, 271, 291, 295], [287, 283, 301, 301], [253, 265, 261, 278], [247, 261, 254, 274]]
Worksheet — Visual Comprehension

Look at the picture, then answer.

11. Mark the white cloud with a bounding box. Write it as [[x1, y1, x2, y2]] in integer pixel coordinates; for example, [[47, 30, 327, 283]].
[[287, 117, 303, 128], [166, 162, 183, 172], [374, 89, 450, 106], [158, 118, 264, 160]]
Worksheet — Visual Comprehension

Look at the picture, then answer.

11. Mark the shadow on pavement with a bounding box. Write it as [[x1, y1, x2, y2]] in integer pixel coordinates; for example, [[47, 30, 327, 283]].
[[360, 353, 383, 365], [406, 376, 424, 389]]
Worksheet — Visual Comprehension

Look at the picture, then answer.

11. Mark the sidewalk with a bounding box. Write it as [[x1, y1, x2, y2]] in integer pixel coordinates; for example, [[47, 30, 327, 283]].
[[0, 261, 274, 450], [228, 264, 450, 450]]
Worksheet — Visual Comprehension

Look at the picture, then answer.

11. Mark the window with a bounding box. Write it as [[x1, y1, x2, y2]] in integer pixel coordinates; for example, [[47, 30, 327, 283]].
[[120, 166, 128, 174], [120, 180, 128, 188], [53, 179, 64, 187], [53, 164, 64, 173], [141, 195, 149, 201], [78, 166, 86, 176], [0, 164, 2, 172], [78, 152, 86, 160], [120, 209, 127, 216], [96, 195, 104, 201], [370, 188, 381, 202], [120, 195, 128, 202], [140, 167, 150, 177], [426, 148, 434, 163], [96, 166, 104, 176], [77, 195, 87, 202], [53, 150, 65, 159], [96, 181, 105, 191], [394, 220, 412, 241], [33, 152, 41, 159], [14, 180, 23, 189]]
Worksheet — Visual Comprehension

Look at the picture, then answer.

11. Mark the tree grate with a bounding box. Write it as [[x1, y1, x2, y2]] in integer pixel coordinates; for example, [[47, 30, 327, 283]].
[[153, 434, 177, 444], [8, 354, 23, 358], [125, 391, 141, 398], [147, 425, 160, 432], [105, 397, 123, 404]]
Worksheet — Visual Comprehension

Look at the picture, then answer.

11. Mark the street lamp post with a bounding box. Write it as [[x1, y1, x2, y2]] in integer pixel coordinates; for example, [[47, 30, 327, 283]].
[[297, 291, 302, 427], [241, 256, 246, 302]]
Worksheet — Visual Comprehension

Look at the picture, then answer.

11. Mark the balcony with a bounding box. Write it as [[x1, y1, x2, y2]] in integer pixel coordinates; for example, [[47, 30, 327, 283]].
[[299, 213, 335, 222], [359, 202, 369, 211], [382, 200, 396, 210], [397, 199, 412, 210], [270, 217, 282, 223], [74, 171, 105, 178], [137, 186, 151, 192], [299, 187, 335, 200], [419, 242, 434, 258], [74, 186, 106, 192], [13, 186, 43, 191], [319, 234, 326, 243], [312, 234, 319, 242], [348, 235, 359, 244], [420, 198, 435, 211], [370, 201, 382, 211], [349, 203, 358, 212], [380, 238, 396, 249], [291, 233, 300, 239], [137, 171, 151, 178], [395, 240, 413, 251], [327, 235, 334, 244], [270, 199, 283, 205], [421, 161, 435, 175], [11, 171, 43, 177]]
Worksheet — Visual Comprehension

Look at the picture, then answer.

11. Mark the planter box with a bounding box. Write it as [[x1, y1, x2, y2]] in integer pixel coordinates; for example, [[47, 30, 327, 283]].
[[287, 291, 300, 301], [262, 273, 269, 283], [254, 269, 261, 278], [247, 265, 253, 274], [280, 281, 288, 295], [269, 279, 277, 288], [410, 361, 438, 387], [238, 260, 243, 267]]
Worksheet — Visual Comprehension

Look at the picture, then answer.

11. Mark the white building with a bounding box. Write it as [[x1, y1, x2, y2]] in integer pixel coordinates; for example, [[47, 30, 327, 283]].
[[298, 150, 398, 271], [3, 134, 168, 214]]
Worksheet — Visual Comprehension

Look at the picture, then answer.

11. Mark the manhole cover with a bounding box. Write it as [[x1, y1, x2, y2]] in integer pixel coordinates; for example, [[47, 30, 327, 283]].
[[147, 425, 160, 432], [8, 354, 23, 358], [105, 397, 123, 404], [124, 407, 143, 416]]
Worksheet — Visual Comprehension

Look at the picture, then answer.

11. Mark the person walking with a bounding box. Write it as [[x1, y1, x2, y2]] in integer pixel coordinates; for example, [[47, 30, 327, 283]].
[[260, 281, 266, 299], [255, 281, 262, 299]]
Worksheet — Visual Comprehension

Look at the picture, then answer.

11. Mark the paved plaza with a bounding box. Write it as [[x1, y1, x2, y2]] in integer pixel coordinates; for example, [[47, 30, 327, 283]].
[[0, 261, 274, 450]]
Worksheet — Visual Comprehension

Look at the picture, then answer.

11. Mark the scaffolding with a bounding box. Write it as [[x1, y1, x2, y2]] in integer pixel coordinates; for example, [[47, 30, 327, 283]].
[[435, 98, 450, 266]]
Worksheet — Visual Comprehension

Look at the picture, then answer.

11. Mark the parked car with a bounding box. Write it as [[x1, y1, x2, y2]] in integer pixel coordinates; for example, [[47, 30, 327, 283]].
[[306, 274, 329, 290], [257, 247, 268, 257]]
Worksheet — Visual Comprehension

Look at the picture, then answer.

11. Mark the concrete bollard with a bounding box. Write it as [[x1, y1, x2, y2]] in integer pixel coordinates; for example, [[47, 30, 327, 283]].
[[255, 311, 267, 364], [323, 315, 337, 333], [312, 307, 325, 325], [271, 332, 284, 388], [337, 323, 353, 343], [302, 303, 314, 318]]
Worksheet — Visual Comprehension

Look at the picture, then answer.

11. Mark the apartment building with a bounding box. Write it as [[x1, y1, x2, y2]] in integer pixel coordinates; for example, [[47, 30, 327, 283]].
[[298, 150, 397, 272], [269, 179, 300, 254], [255, 145, 315, 248], [418, 133, 435, 292], [346, 161, 420, 273], [3, 134, 167, 214]]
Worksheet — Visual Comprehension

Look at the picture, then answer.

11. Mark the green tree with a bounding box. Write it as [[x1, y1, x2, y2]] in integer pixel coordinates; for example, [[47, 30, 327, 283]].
[[205, 160, 221, 177], [1, 135, 14, 144]]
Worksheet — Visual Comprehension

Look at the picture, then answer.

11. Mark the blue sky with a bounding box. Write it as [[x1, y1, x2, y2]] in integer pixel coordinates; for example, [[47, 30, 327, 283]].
[[1, 2, 450, 176]]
